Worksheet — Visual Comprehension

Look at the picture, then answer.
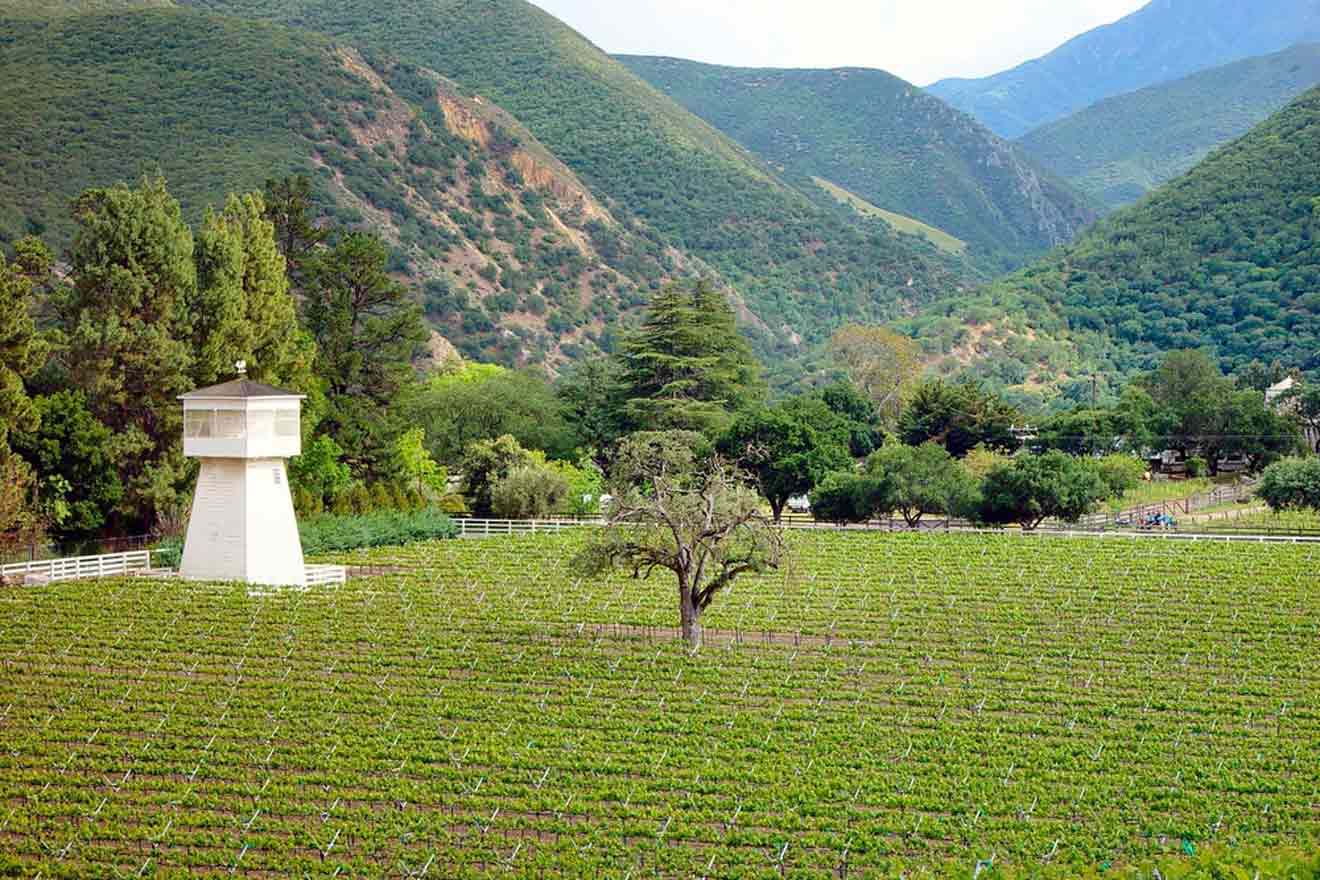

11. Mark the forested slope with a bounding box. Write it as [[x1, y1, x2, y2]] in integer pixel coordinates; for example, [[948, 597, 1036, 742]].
[[0, 7, 697, 366], [618, 56, 1095, 269], [907, 88, 1320, 393], [175, 0, 977, 353], [930, 0, 1320, 137], [1018, 44, 1320, 211]]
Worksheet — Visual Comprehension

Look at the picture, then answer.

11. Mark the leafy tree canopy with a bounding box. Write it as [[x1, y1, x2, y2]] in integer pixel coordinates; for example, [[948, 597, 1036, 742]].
[[899, 379, 1020, 458], [977, 451, 1112, 530]]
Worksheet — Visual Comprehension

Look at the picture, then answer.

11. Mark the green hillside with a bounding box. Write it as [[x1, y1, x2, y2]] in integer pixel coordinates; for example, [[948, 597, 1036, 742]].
[[930, 0, 1320, 138], [618, 57, 1095, 269], [0, 7, 696, 367], [1019, 43, 1320, 211], [0, 0, 169, 14], [906, 87, 1320, 393], [811, 177, 966, 256], [174, 0, 976, 353]]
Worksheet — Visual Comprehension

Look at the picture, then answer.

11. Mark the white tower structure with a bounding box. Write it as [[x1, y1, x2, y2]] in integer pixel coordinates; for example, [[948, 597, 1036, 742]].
[[178, 363, 308, 587]]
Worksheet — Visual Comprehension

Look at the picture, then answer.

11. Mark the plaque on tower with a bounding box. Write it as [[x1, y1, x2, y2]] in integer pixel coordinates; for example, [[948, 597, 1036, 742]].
[[177, 363, 308, 587]]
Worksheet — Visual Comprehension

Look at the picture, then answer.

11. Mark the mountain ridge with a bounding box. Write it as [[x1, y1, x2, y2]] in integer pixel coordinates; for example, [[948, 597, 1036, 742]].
[[170, 0, 981, 357], [904, 86, 1320, 398], [1017, 42, 1320, 211], [617, 55, 1096, 270], [0, 6, 706, 368], [929, 0, 1320, 137]]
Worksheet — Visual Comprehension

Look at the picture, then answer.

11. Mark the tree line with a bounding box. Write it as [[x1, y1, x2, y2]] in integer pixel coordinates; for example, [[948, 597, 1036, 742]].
[[2, 174, 1318, 561]]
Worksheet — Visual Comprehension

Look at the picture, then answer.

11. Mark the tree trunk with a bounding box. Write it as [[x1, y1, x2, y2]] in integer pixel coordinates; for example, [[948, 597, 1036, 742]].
[[679, 587, 703, 651], [771, 498, 785, 524]]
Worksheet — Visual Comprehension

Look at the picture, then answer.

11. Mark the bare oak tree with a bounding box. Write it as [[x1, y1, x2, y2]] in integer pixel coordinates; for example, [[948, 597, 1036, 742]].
[[574, 432, 785, 651]]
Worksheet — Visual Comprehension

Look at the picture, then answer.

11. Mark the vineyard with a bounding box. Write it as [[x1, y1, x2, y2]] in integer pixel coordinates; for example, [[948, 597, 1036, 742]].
[[1, 531, 1317, 877]]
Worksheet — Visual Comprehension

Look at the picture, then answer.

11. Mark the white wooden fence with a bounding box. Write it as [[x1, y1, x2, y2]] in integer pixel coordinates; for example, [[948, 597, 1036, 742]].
[[1, 550, 153, 584], [1, 550, 347, 587], [455, 518, 593, 538]]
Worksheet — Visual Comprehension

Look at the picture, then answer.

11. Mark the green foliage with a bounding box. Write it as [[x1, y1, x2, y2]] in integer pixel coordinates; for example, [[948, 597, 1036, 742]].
[[460, 434, 534, 517], [807, 471, 882, 525], [1094, 454, 1146, 498], [555, 356, 627, 460], [620, 56, 1094, 267], [1257, 457, 1320, 512], [617, 280, 764, 434], [0, 241, 46, 453], [977, 451, 1113, 529], [9, 391, 122, 538], [302, 231, 427, 476], [912, 88, 1320, 390], [288, 434, 353, 506], [0, 9, 349, 246], [490, 462, 570, 519], [1020, 44, 1320, 211], [262, 175, 329, 289], [56, 176, 196, 528], [549, 457, 604, 516], [297, 507, 457, 554], [865, 442, 980, 526], [816, 380, 887, 457], [1287, 382, 1320, 453], [191, 191, 315, 388], [899, 379, 1020, 457], [409, 363, 577, 464], [391, 427, 445, 495], [0, 453, 42, 552], [717, 397, 852, 521]]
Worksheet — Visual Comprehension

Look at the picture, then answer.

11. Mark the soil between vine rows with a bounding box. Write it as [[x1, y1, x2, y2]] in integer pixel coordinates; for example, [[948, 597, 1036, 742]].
[[0, 531, 1316, 877]]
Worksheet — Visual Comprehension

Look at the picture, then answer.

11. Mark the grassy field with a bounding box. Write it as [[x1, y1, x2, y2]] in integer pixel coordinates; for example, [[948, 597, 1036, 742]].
[[813, 177, 968, 255], [1, 531, 1317, 877], [1198, 508, 1320, 533]]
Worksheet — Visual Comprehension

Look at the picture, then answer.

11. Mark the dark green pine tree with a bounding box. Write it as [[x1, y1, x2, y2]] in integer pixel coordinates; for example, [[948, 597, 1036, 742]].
[[0, 241, 47, 455], [302, 232, 428, 476], [616, 280, 764, 434]]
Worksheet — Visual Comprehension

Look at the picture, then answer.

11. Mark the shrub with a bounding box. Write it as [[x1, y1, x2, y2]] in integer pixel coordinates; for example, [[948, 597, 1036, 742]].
[[153, 538, 182, 569], [491, 464, 570, 519], [349, 485, 374, 515], [370, 483, 394, 512], [1257, 457, 1320, 512], [809, 472, 883, 525], [1095, 453, 1146, 497], [330, 489, 354, 516], [1185, 456, 1209, 478], [298, 508, 458, 555]]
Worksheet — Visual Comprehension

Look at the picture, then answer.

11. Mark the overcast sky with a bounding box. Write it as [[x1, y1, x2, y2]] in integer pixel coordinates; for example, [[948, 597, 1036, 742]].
[[527, 0, 1150, 85]]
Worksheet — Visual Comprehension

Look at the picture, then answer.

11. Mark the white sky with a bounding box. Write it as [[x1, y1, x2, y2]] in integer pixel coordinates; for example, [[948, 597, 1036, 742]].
[[527, 0, 1150, 85]]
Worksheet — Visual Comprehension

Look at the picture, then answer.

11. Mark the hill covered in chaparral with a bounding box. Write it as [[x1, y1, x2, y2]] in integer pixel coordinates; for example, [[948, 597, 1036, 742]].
[[929, 0, 1320, 138], [617, 55, 1097, 270], [906, 87, 1320, 396], [1018, 43, 1320, 212]]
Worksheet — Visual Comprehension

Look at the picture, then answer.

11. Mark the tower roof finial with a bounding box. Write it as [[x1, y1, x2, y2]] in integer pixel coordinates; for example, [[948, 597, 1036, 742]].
[[235, 360, 247, 379]]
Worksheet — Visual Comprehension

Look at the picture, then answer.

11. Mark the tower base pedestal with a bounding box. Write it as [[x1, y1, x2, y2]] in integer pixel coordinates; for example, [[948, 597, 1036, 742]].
[[179, 458, 306, 587]]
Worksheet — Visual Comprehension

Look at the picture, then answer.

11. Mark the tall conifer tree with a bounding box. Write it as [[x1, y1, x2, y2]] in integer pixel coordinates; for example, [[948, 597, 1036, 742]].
[[617, 280, 763, 433], [58, 177, 196, 526]]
